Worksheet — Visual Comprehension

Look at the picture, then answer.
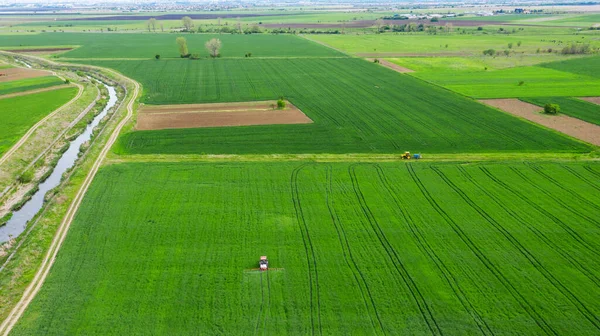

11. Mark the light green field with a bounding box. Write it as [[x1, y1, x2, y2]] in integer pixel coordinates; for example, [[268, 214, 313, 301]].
[[0, 87, 78, 155], [413, 65, 600, 98], [0, 76, 65, 96], [12, 161, 600, 335], [386, 54, 584, 72], [308, 33, 600, 55]]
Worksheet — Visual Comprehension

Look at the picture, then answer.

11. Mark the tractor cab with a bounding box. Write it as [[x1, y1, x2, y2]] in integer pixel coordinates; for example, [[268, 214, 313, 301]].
[[401, 151, 411, 160], [259, 256, 268, 271]]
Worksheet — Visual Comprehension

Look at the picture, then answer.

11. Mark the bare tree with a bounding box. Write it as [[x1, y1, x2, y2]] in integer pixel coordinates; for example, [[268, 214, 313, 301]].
[[236, 17, 242, 33], [445, 22, 453, 33], [375, 18, 384, 32], [182, 16, 194, 31], [147, 18, 157, 32], [160, 22, 164, 32], [205, 38, 222, 57], [176, 37, 189, 56]]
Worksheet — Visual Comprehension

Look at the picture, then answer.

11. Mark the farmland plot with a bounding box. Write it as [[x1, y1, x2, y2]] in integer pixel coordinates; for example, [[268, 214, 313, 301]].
[[76, 58, 591, 154], [12, 161, 600, 335], [0, 33, 344, 58], [520, 96, 600, 126], [0, 87, 78, 155], [0, 76, 65, 96]]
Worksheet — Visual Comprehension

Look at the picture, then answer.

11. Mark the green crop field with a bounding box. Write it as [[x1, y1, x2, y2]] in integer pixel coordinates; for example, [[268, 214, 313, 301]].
[[0, 33, 343, 58], [541, 56, 600, 79], [307, 34, 600, 55], [0, 87, 77, 155], [0, 76, 65, 96], [520, 97, 600, 125], [413, 65, 600, 98], [12, 161, 600, 335], [71, 58, 591, 154]]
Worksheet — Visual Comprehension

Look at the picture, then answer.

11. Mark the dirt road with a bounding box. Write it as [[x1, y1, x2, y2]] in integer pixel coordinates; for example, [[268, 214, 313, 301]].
[[0, 60, 139, 335]]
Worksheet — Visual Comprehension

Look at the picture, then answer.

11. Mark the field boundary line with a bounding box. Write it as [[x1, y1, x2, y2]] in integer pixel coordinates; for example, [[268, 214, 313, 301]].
[[0, 81, 82, 167], [0, 61, 139, 335]]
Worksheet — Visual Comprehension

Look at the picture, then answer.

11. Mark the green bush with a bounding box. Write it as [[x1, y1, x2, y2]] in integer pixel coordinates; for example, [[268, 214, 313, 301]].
[[17, 170, 34, 184], [544, 103, 560, 115], [276, 98, 286, 109]]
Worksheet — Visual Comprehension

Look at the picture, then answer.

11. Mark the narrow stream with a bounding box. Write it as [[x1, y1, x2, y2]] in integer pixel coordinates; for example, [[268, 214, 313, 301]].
[[0, 81, 117, 243]]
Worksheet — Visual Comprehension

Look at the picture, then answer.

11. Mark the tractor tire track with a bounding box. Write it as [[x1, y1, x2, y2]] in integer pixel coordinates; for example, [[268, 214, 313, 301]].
[[324, 166, 385, 335], [583, 165, 600, 178], [433, 166, 600, 330], [526, 163, 600, 213], [561, 165, 600, 192], [254, 272, 265, 336], [373, 164, 493, 335], [458, 166, 600, 288], [406, 164, 557, 336], [481, 167, 600, 258], [349, 164, 442, 336], [511, 166, 598, 226], [290, 164, 322, 335], [265, 269, 271, 332]]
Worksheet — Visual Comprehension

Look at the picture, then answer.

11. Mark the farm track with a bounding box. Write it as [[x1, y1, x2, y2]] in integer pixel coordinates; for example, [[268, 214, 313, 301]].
[[479, 167, 600, 258], [254, 272, 265, 336], [458, 166, 600, 288], [372, 164, 493, 335], [561, 165, 600, 192], [406, 164, 557, 335], [290, 164, 322, 335], [349, 164, 442, 336], [432, 166, 600, 330], [324, 166, 385, 335], [0, 63, 139, 335], [0, 82, 82, 167]]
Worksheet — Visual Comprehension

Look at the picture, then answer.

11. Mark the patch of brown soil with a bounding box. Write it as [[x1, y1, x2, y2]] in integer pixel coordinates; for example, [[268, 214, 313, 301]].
[[0, 85, 66, 100], [579, 97, 600, 105], [366, 58, 413, 73], [137, 100, 313, 130], [480, 99, 600, 146], [0, 67, 51, 82]]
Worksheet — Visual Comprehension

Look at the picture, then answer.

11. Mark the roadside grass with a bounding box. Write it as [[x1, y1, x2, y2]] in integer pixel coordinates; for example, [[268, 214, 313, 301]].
[[0, 87, 78, 156], [0, 33, 344, 58], [69, 58, 592, 154], [0, 76, 65, 96], [11, 161, 600, 335], [413, 65, 600, 98], [520, 96, 600, 125]]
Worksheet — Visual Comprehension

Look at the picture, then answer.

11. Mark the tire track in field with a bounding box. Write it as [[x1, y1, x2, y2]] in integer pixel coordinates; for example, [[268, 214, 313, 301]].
[[526, 163, 600, 213], [583, 165, 600, 178], [254, 272, 265, 336], [373, 164, 493, 336], [290, 164, 322, 335], [324, 166, 385, 335], [265, 269, 271, 331], [433, 166, 600, 331], [480, 167, 600, 258], [349, 164, 442, 336], [406, 164, 557, 336], [458, 166, 600, 288], [561, 165, 600, 192], [510, 166, 600, 229]]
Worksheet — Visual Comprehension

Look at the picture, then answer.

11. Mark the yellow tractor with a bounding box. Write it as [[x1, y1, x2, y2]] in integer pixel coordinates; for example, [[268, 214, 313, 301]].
[[401, 151, 411, 160]]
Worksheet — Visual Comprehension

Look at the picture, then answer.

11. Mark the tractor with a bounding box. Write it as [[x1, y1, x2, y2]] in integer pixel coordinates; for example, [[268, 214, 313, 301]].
[[259, 256, 268, 271], [401, 151, 411, 160]]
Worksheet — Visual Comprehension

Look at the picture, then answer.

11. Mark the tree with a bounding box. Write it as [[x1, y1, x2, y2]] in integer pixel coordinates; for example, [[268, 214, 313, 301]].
[[477, 26, 483, 31], [517, 41, 522, 47], [147, 18, 157, 32], [544, 103, 560, 115], [205, 38, 222, 57], [277, 98, 286, 109], [160, 23, 164, 32], [236, 17, 242, 34], [445, 22, 453, 33], [483, 49, 495, 56], [155, 54, 160, 60], [508, 42, 513, 49], [375, 18, 384, 32], [504, 49, 510, 56], [176, 37, 189, 57], [182, 16, 194, 31]]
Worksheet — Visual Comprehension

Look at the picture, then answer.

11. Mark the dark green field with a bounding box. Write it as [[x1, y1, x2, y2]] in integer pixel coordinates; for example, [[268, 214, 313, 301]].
[[541, 56, 600, 78], [72, 58, 590, 155], [0, 76, 65, 96], [0, 33, 343, 58], [13, 161, 600, 335], [520, 97, 600, 125]]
